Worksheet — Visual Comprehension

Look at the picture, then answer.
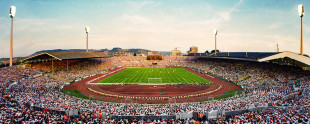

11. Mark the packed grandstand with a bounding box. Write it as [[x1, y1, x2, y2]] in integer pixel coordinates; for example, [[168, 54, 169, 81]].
[[1, 54, 310, 123]]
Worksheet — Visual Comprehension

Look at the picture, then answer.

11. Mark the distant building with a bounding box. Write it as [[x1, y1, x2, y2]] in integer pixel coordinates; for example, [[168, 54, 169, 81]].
[[171, 49, 182, 56], [148, 52, 153, 55], [187, 46, 198, 55]]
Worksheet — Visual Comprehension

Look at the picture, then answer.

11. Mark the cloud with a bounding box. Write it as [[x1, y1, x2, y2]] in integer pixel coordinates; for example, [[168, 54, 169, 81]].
[[193, 0, 244, 30], [1, 0, 309, 57], [118, 14, 153, 25], [13, 18, 55, 33], [220, 0, 243, 21], [217, 0, 244, 24], [102, 0, 247, 53], [124, 1, 161, 12], [268, 22, 286, 30], [0, 17, 86, 57], [304, 25, 310, 33]]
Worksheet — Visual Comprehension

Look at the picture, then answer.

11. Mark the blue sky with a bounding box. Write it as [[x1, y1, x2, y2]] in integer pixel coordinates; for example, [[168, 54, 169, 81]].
[[0, 0, 309, 57]]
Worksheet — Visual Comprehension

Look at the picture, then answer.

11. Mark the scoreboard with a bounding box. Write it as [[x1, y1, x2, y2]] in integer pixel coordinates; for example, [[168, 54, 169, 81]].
[[147, 55, 163, 60]]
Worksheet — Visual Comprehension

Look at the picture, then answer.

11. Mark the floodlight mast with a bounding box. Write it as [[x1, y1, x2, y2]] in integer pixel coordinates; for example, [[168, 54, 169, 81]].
[[9, 6, 16, 67], [214, 29, 218, 56], [85, 26, 89, 52], [298, 4, 304, 55]]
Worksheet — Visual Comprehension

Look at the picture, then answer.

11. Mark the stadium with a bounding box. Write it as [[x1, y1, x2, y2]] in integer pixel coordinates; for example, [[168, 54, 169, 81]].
[[1, 51, 309, 123], [1, 1, 310, 124]]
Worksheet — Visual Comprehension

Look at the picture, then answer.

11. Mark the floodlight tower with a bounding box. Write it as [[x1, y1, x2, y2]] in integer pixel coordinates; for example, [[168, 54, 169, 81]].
[[298, 4, 304, 55], [85, 26, 90, 52], [214, 29, 218, 56], [9, 6, 16, 66]]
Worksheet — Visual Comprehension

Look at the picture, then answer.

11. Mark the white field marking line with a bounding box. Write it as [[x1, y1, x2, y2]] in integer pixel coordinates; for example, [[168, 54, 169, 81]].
[[121, 78, 128, 83], [87, 75, 107, 83], [86, 68, 125, 84], [204, 74, 214, 78], [182, 78, 189, 83]]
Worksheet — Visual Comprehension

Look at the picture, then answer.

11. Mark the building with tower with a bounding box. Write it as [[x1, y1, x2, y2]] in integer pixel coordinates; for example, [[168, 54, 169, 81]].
[[187, 46, 198, 55]]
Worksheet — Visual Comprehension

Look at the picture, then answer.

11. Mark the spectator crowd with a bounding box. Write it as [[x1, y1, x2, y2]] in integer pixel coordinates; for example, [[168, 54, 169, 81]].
[[0, 56, 309, 123]]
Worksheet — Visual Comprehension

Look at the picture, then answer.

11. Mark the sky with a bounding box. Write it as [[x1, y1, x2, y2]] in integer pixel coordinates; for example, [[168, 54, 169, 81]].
[[0, 0, 309, 57]]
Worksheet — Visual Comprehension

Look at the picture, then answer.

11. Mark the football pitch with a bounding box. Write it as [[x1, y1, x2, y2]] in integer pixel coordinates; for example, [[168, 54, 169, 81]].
[[98, 67, 211, 83]]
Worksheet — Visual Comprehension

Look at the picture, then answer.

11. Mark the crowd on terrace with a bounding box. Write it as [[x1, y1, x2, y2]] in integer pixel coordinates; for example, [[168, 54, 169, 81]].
[[0, 56, 309, 123]]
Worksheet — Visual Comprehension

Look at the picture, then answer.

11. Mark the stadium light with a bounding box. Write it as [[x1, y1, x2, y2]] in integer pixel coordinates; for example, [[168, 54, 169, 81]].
[[85, 26, 90, 33], [10, 6, 16, 18], [298, 4, 304, 17], [213, 28, 218, 35], [85, 26, 90, 52], [298, 4, 304, 55], [213, 28, 218, 56], [9, 6, 16, 66]]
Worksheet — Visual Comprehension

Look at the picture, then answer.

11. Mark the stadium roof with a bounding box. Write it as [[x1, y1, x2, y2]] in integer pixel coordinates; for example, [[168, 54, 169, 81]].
[[187, 53, 207, 56], [201, 52, 279, 61], [198, 51, 310, 68], [258, 51, 310, 67], [21, 52, 111, 63]]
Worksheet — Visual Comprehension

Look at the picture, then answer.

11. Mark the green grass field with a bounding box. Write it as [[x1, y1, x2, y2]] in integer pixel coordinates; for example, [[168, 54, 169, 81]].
[[98, 67, 211, 83], [62, 90, 97, 100]]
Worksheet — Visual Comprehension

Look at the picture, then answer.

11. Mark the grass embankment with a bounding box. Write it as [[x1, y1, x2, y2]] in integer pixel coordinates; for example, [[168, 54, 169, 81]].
[[62, 90, 97, 100], [205, 90, 243, 101]]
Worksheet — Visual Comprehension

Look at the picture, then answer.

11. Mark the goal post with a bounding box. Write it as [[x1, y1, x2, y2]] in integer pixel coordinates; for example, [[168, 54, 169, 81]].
[[148, 78, 162, 83]]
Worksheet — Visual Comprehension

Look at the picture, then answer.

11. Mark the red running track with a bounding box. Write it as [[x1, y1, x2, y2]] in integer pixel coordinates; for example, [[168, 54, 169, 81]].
[[63, 67, 242, 104]]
